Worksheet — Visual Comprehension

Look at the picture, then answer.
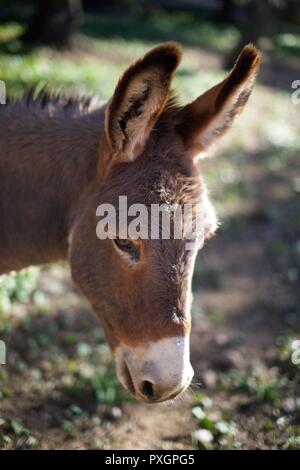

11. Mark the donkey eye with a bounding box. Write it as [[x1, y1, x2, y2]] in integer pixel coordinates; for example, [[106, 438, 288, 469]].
[[113, 237, 140, 261]]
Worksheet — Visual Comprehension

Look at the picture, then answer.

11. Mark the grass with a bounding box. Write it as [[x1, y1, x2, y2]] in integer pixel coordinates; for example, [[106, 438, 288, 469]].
[[0, 268, 39, 313], [1, 9, 299, 59], [80, 12, 239, 53], [191, 354, 300, 449], [0, 276, 130, 448], [191, 392, 239, 450]]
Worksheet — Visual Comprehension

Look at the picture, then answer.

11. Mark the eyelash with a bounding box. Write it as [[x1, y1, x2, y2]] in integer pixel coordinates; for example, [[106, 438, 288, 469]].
[[113, 237, 140, 262]]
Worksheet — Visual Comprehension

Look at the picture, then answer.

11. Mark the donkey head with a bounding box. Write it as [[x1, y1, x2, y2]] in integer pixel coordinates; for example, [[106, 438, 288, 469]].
[[69, 43, 260, 403]]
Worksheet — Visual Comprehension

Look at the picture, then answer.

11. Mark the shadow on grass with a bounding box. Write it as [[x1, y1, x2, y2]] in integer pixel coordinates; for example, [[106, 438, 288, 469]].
[[1, 13, 299, 95], [80, 12, 239, 53], [192, 146, 299, 369]]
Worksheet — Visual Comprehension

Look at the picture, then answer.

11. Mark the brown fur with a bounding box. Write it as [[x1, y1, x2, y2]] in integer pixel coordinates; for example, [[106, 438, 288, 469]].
[[0, 43, 260, 351], [177, 44, 261, 156]]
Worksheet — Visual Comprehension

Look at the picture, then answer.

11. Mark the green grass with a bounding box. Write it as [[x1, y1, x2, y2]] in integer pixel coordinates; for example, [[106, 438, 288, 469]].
[[222, 366, 287, 403], [80, 12, 239, 53], [273, 32, 300, 60], [0, 268, 39, 313], [191, 393, 238, 450], [1, 10, 299, 60]]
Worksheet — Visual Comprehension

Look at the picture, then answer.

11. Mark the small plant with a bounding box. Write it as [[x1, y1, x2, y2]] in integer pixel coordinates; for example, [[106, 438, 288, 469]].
[[222, 365, 286, 403], [63, 367, 131, 406], [279, 336, 300, 370], [0, 268, 39, 313], [191, 394, 238, 450], [0, 418, 38, 449]]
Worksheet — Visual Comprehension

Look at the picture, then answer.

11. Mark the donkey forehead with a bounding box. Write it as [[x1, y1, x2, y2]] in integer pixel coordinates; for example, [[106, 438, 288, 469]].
[[99, 162, 203, 207], [99, 125, 201, 198]]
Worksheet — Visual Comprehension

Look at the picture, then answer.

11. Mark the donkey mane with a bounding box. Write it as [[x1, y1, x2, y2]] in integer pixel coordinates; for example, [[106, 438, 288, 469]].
[[5, 84, 104, 117], [4, 85, 183, 130]]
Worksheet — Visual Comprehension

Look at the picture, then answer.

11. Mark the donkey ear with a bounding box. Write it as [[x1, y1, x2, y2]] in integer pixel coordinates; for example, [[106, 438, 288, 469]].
[[104, 43, 181, 163], [176, 44, 261, 157]]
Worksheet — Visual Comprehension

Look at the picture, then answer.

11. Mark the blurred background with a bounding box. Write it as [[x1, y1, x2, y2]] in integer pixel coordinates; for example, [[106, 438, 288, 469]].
[[0, 0, 299, 450]]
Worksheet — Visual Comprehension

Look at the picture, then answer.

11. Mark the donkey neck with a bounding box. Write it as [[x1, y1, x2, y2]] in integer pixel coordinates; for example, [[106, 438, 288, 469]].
[[0, 97, 106, 274]]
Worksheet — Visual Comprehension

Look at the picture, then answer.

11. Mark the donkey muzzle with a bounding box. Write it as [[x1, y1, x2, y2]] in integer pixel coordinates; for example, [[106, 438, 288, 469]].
[[115, 335, 194, 403]]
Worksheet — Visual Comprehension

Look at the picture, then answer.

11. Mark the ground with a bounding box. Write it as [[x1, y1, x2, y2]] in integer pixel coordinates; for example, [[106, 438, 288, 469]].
[[0, 13, 299, 450]]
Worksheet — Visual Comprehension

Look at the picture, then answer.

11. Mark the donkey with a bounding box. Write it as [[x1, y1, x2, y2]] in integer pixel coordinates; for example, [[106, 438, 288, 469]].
[[0, 43, 260, 403]]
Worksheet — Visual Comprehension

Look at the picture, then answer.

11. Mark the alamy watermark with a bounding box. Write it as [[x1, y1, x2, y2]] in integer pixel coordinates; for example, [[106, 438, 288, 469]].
[[291, 80, 300, 104], [96, 196, 206, 250], [0, 340, 6, 365], [0, 80, 6, 105]]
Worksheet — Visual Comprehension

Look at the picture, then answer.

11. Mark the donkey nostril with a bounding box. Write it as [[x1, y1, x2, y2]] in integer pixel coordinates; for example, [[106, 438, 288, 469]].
[[140, 380, 154, 399]]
